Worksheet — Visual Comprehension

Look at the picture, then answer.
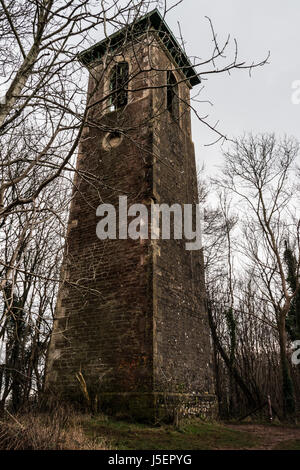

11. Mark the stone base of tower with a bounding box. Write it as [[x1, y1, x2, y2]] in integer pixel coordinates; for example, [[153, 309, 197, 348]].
[[43, 382, 217, 422], [86, 392, 217, 422], [44, 388, 216, 422]]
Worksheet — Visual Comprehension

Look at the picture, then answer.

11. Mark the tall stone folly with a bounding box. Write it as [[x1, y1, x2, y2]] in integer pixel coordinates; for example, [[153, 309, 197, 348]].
[[45, 10, 215, 420]]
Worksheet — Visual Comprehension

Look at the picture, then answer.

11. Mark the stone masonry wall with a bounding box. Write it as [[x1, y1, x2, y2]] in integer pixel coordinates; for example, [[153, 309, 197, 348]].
[[150, 44, 215, 398], [45, 94, 155, 400]]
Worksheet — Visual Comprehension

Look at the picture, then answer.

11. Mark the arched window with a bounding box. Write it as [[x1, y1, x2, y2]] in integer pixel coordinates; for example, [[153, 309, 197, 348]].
[[167, 71, 179, 119], [109, 62, 129, 111]]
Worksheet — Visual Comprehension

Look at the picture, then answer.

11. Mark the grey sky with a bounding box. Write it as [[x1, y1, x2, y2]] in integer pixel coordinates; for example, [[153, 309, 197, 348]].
[[165, 0, 300, 174]]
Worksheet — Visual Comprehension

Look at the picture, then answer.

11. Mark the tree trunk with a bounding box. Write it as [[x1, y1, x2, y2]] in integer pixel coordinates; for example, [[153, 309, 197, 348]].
[[207, 301, 259, 409], [278, 314, 295, 419]]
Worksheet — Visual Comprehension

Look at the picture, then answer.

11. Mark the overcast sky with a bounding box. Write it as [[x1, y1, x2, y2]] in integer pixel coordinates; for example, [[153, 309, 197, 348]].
[[164, 0, 300, 175]]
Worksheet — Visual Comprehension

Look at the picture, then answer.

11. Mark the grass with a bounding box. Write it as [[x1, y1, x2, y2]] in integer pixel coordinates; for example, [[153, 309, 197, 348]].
[[2, 409, 299, 450], [83, 415, 260, 450], [0, 409, 109, 450]]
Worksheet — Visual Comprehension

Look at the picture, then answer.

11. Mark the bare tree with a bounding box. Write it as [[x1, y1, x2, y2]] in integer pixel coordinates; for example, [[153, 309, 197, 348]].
[[215, 133, 300, 418]]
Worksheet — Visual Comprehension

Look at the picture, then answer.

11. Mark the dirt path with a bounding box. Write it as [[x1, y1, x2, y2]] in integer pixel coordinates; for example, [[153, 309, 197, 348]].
[[227, 424, 300, 450]]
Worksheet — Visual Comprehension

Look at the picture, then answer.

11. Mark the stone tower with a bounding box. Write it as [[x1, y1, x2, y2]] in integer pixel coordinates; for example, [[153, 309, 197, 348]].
[[45, 9, 215, 420]]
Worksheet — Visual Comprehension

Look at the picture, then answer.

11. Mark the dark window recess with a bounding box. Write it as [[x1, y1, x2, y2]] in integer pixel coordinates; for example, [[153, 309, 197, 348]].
[[167, 71, 179, 119], [109, 62, 129, 111]]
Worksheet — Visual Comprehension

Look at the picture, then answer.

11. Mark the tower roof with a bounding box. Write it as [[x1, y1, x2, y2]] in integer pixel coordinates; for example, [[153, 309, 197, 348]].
[[78, 9, 200, 87]]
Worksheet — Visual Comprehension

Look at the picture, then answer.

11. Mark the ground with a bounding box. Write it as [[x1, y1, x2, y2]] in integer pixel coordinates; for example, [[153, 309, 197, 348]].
[[1, 412, 300, 450], [83, 415, 300, 450], [227, 423, 300, 450]]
